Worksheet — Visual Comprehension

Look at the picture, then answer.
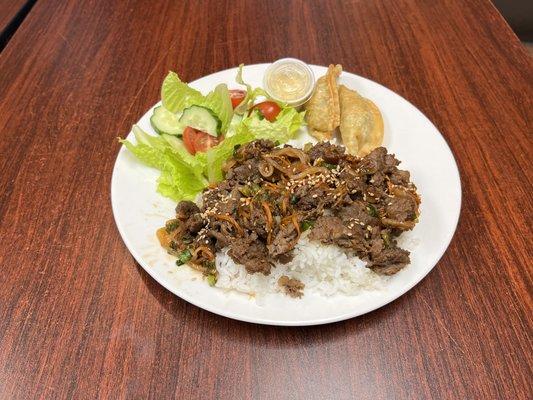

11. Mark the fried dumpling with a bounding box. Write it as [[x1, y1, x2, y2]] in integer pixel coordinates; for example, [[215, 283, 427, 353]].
[[338, 85, 384, 156], [305, 64, 342, 141]]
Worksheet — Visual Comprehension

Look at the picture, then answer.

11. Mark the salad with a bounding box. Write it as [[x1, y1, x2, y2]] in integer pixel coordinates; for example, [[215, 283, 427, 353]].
[[120, 65, 305, 201]]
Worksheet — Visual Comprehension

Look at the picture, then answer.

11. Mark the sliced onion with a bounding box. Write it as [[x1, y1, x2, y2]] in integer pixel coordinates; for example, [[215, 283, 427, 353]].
[[258, 160, 274, 177]]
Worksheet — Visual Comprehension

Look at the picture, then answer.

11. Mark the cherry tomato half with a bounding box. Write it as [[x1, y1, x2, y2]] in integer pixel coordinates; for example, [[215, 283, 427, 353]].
[[251, 101, 281, 122], [182, 127, 198, 155], [193, 130, 222, 153], [229, 89, 246, 109], [182, 127, 197, 155], [182, 126, 221, 155]]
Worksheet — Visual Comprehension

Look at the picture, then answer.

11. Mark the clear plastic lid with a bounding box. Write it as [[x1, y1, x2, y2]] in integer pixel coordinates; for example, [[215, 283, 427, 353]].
[[263, 58, 315, 107]]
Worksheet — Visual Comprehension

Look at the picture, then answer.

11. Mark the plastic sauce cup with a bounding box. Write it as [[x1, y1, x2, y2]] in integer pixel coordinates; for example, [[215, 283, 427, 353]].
[[263, 58, 315, 107]]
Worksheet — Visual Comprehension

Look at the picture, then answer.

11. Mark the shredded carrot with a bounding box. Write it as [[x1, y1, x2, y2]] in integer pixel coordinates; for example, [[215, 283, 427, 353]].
[[260, 201, 274, 245], [291, 213, 301, 238], [281, 214, 293, 225], [263, 182, 279, 191], [212, 214, 244, 236], [285, 214, 301, 248], [281, 193, 289, 215], [261, 201, 273, 232]]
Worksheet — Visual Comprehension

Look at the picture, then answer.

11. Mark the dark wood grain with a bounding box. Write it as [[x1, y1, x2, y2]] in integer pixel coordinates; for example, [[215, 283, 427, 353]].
[[0, 0, 33, 48], [0, 0, 531, 399], [0, 0, 27, 31]]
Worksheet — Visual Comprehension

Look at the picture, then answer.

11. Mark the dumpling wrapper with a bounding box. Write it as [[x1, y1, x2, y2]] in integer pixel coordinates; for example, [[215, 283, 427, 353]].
[[339, 85, 384, 156], [305, 64, 342, 141]]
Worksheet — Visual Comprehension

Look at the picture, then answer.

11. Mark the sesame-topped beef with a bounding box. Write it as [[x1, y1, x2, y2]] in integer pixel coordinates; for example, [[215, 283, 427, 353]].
[[157, 140, 420, 278]]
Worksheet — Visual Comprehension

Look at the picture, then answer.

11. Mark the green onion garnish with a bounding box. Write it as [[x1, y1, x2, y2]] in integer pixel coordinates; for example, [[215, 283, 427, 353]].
[[176, 249, 192, 266], [165, 219, 179, 233], [366, 204, 378, 217], [300, 220, 315, 231], [206, 274, 217, 286]]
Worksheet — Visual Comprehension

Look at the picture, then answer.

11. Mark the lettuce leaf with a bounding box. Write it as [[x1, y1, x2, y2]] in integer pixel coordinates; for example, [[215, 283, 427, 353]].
[[241, 107, 305, 143], [206, 126, 254, 183], [120, 126, 207, 201], [122, 66, 306, 201], [233, 64, 269, 115], [161, 72, 204, 113], [201, 83, 233, 133], [161, 134, 205, 171], [155, 151, 207, 200], [161, 72, 233, 133]]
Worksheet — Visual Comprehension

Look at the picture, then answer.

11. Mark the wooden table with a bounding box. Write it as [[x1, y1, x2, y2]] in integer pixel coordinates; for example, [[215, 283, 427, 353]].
[[0, 1, 531, 399], [0, 0, 33, 48]]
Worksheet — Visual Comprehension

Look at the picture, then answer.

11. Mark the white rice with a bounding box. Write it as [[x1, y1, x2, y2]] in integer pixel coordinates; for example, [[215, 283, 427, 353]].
[[215, 233, 385, 298]]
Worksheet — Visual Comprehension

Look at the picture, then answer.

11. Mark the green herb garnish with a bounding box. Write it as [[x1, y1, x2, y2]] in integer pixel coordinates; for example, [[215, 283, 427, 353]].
[[165, 219, 179, 233], [250, 183, 261, 195], [176, 249, 192, 266], [204, 260, 216, 271], [381, 232, 391, 247], [290, 195, 299, 205], [300, 220, 315, 231], [324, 163, 337, 170], [206, 274, 217, 286], [366, 204, 378, 217], [239, 186, 252, 197]]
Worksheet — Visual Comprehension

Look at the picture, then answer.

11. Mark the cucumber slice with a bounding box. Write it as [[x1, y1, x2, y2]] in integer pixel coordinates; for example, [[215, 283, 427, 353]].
[[150, 106, 183, 135], [179, 105, 221, 137]]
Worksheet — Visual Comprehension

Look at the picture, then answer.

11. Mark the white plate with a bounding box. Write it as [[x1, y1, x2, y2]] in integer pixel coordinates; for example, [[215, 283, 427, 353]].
[[111, 64, 461, 326]]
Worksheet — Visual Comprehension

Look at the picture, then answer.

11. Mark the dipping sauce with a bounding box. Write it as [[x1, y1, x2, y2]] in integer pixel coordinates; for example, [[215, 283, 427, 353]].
[[263, 58, 315, 107]]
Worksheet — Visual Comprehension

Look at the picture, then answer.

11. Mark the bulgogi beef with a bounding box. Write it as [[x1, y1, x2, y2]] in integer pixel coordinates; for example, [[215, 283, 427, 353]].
[[278, 275, 305, 298], [157, 140, 420, 282]]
